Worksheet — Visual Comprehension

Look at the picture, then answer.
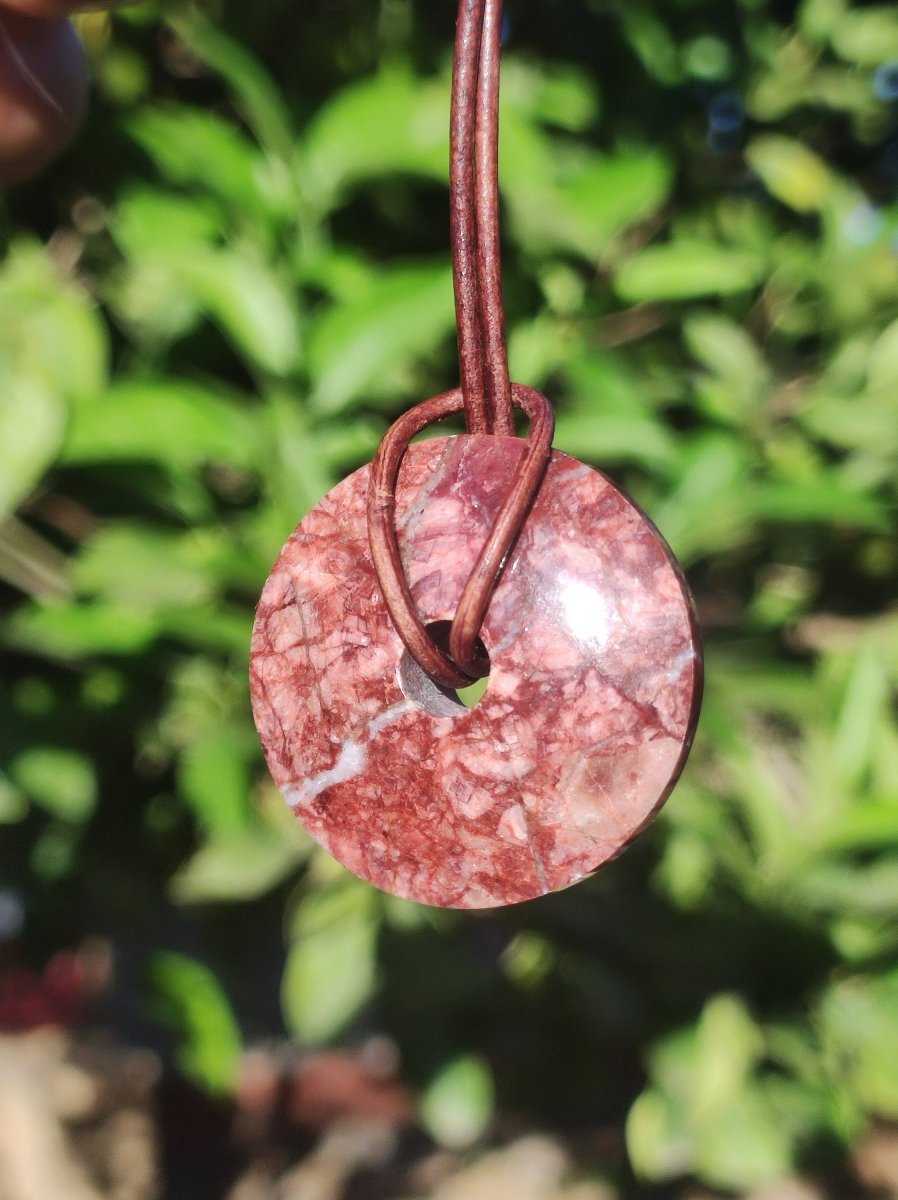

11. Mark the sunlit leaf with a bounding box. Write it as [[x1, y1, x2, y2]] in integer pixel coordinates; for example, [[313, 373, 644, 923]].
[[75, 526, 216, 611], [628, 998, 796, 1189], [11, 748, 96, 822], [170, 829, 307, 904], [302, 70, 447, 209], [166, 11, 295, 162], [4, 602, 161, 659], [747, 136, 835, 213], [129, 106, 274, 215], [175, 250, 301, 376], [0, 241, 108, 408], [282, 882, 377, 1044], [831, 6, 898, 65], [307, 262, 455, 413], [62, 380, 261, 472], [112, 188, 223, 258], [0, 378, 65, 522], [178, 729, 252, 836], [151, 953, 242, 1095], [819, 972, 898, 1116], [420, 1056, 495, 1149], [0, 772, 27, 824], [616, 241, 766, 301], [506, 142, 673, 261]]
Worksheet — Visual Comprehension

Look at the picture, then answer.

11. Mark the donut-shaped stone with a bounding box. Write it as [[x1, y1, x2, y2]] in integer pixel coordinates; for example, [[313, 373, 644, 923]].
[[250, 436, 702, 909]]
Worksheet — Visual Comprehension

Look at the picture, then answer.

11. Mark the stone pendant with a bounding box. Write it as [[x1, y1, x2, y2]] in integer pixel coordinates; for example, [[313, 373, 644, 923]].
[[250, 436, 702, 910]]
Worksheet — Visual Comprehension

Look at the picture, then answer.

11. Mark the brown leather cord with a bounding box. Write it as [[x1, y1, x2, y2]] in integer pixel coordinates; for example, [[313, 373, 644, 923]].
[[450, 0, 489, 432], [368, 385, 554, 690], [366, 0, 554, 687], [452, 0, 514, 435], [475, 0, 515, 436]]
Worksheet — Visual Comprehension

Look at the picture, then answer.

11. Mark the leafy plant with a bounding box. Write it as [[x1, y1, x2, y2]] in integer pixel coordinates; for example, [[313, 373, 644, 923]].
[[1, 0, 898, 1192]]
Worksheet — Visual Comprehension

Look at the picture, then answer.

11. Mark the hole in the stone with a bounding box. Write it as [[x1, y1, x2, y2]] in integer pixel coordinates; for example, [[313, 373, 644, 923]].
[[456, 675, 489, 709], [398, 621, 491, 718]]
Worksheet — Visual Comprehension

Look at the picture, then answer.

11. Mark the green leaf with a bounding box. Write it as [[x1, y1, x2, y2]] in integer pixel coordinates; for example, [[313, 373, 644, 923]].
[[651, 434, 755, 563], [62, 380, 261, 472], [74, 526, 216, 611], [508, 315, 577, 385], [502, 59, 600, 131], [751, 480, 886, 529], [800, 0, 848, 42], [0, 772, 27, 824], [554, 412, 676, 471], [627, 1088, 692, 1181], [793, 860, 898, 917], [128, 106, 275, 216], [170, 829, 307, 905], [628, 998, 794, 1189], [693, 1088, 795, 1189], [689, 997, 764, 1119], [110, 262, 201, 344], [819, 972, 898, 1116], [746, 136, 835, 214], [302, 70, 447, 209], [800, 392, 898, 456], [683, 312, 770, 423], [0, 241, 108, 407], [151, 953, 242, 1095], [282, 881, 378, 1044], [536, 150, 673, 261], [112, 188, 223, 258], [307, 262, 455, 413], [822, 806, 898, 855], [617, 8, 682, 84], [178, 729, 251, 837], [420, 1056, 495, 1149], [174, 250, 301, 377], [30, 824, 78, 882], [506, 142, 673, 261], [616, 241, 766, 301], [166, 11, 295, 163], [111, 193, 300, 374], [4, 602, 161, 659], [867, 316, 898, 398], [11, 748, 96, 822], [831, 7, 898, 65], [832, 641, 891, 787], [157, 605, 253, 656], [0, 378, 65, 522], [264, 391, 336, 522]]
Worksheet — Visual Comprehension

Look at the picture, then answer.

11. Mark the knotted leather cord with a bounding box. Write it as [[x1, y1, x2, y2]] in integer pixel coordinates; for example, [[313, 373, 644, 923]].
[[367, 0, 555, 690]]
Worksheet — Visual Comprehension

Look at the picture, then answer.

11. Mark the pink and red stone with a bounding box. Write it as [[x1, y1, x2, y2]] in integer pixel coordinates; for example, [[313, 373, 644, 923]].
[[250, 436, 702, 909]]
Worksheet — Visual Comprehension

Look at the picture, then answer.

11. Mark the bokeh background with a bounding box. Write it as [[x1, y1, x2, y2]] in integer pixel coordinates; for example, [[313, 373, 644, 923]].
[[2, 1, 898, 1197]]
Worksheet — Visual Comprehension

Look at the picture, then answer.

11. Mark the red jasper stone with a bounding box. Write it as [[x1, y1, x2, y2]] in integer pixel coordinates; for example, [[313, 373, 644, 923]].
[[251, 436, 702, 909]]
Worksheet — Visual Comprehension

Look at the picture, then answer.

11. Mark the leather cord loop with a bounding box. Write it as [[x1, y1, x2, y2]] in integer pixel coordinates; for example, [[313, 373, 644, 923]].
[[368, 386, 555, 689]]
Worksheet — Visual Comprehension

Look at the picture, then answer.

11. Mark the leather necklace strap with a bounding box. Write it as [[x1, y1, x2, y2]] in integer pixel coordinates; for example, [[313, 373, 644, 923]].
[[367, 0, 554, 689], [452, 0, 515, 436]]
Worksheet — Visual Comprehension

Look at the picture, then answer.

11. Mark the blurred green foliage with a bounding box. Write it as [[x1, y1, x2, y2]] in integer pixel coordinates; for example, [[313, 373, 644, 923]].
[[2, 0, 898, 1192]]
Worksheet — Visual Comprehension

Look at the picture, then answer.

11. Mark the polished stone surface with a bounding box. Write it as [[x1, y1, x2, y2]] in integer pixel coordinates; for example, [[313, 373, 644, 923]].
[[251, 436, 702, 909]]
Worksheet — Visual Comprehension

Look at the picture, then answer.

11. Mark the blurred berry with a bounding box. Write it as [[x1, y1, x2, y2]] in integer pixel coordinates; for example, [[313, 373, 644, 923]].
[[873, 62, 898, 103], [709, 91, 745, 135]]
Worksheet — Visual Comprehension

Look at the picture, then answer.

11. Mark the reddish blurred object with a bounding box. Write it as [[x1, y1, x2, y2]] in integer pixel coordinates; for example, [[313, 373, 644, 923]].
[[0, 9, 89, 187], [238, 1044, 413, 1134], [0, 954, 86, 1032], [0, 941, 111, 1032]]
